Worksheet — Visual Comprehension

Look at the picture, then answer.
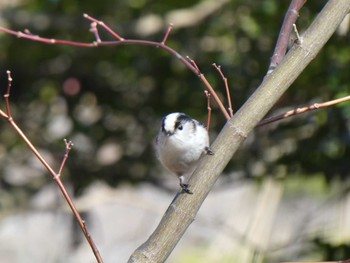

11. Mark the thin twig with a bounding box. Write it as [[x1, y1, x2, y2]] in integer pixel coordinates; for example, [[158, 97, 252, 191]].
[[0, 72, 104, 263], [4, 70, 13, 118], [23, 29, 37, 36], [0, 15, 231, 121], [161, 23, 173, 45], [204, 90, 212, 131], [84, 13, 124, 41], [257, 95, 350, 127], [187, 56, 231, 120], [213, 63, 234, 117], [186, 56, 201, 73], [0, 26, 94, 47], [199, 74, 231, 120], [0, 109, 7, 119], [293, 23, 302, 44], [89, 22, 102, 43], [57, 139, 74, 176]]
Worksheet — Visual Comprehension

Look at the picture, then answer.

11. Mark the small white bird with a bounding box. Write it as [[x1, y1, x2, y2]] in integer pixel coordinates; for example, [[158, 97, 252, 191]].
[[156, 112, 213, 194]]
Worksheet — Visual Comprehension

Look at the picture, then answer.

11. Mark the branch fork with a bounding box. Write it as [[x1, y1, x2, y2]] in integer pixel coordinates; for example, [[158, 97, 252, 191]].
[[0, 72, 104, 263]]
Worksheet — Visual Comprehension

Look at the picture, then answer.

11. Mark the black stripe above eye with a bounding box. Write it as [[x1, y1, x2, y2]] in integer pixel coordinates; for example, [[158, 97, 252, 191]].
[[174, 113, 191, 130]]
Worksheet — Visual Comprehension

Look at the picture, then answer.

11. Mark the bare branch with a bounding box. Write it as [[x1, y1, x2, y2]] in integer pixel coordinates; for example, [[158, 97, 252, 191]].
[[186, 56, 231, 120], [293, 23, 302, 44], [84, 13, 124, 41], [257, 95, 350, 127], [267, 0, 307, 74], [0, 109, 7, 119], [204, 90, 212, 131], [161, 23, 173, 45], [0, 26, 94, 47], [186, 55, 201, 73], [57, 139, 74, 177], [0, 16, 232, 121], [89, 22, 102, 43], [213, 63, 234, 117], [4, 70, 13, 119], [0, 73, 104, 263], [199, 74, 231, 120]]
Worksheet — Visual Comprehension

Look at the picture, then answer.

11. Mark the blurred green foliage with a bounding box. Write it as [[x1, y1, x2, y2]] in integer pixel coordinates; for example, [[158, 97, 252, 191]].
[[0, 0, 349, 259]]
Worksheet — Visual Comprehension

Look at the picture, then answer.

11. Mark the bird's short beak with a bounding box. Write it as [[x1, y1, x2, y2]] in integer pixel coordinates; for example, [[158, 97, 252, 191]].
[[162, 126, 173, 136], [165, 131, 173, 137]]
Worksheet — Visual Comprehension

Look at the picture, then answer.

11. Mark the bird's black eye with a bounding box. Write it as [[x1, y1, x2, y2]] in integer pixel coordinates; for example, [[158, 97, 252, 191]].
[[178, 125, 183, 130]]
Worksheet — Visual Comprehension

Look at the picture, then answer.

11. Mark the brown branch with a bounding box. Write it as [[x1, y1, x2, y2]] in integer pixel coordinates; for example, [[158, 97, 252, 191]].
[[186, 55, 201, 72], [161, 23, 173, 45], [293, 23, 302, 44], [84, 13, 124, 41], [187, 57, 231, 120], [0, 72, 104, 263], [213, 63, 234, 117], [257, 95, 350, 127], [57, 139, 74, 176], [267, 0, 307, 74], [4, 70, 13, 118], [0, 26, 95, 47], [0, 109, 6, 119], [0, 14, 230, 120], [204, 90, 212, 131], [89, 22, 102, 43]]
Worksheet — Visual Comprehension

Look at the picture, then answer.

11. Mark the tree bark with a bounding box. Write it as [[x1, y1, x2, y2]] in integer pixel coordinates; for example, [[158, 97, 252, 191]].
[[128, 0, 350, 262]]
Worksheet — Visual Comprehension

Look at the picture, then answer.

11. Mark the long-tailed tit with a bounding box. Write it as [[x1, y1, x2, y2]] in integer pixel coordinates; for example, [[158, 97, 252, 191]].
[[156, 112, 213, 194]]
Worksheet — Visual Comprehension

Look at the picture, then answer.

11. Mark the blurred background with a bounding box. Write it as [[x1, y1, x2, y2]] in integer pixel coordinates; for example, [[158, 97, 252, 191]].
[[0, 0, 349, 262]]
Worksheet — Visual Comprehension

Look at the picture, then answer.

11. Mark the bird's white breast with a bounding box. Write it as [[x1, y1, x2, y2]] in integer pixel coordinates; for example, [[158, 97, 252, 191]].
[[157, 123, 209, 176]]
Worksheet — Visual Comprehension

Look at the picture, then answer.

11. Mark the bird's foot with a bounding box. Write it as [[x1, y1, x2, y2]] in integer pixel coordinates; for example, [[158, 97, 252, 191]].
[[205, 147, 214, 155], [180, 183, 193, 194]]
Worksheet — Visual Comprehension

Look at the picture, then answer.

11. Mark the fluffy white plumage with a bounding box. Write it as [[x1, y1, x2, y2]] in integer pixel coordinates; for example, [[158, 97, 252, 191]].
[[156, 112, 213, 194]]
